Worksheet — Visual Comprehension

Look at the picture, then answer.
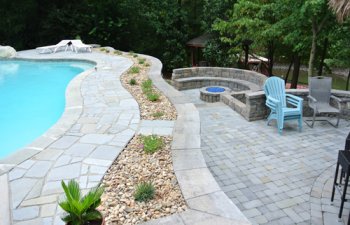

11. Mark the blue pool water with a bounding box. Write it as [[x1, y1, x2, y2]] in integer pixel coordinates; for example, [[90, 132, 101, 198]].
[[0, 60, 93, 158], [206, 87, 225, 93]]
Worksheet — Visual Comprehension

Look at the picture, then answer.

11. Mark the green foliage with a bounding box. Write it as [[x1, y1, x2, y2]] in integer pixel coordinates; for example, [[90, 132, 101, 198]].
[[59, 180, 104, 225], [145, 63, 150, 67], [133, 54, 138, 58], [129, 66, 140, 74], [134, 182, 155, 202], [141, 79, 153, 93], [143, 135, 163, 154], [129, 78, 137, 85], [146, 92, 160, 101], [138, 58, 146, 64], [152, 111, 164, 118], [114, 50, 122, 55]]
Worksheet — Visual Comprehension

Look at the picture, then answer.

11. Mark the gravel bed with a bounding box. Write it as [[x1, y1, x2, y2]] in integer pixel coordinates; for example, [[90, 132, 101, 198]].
[[120, 54, 177, 120], [99, 135, 187, 225]]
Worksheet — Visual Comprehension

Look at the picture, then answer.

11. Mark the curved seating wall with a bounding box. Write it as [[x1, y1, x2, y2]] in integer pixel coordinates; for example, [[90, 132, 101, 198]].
[[172, 67, 267, 88], [173, 77, 260, 92]]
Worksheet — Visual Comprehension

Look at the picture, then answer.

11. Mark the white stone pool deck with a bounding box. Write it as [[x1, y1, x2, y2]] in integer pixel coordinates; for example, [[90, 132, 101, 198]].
[[0, 50, 248, 225]]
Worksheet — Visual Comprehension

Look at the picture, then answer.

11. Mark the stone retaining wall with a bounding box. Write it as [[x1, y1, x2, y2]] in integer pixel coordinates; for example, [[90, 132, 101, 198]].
[[172, 67, 267, 87], [223, 89, 350, 121]]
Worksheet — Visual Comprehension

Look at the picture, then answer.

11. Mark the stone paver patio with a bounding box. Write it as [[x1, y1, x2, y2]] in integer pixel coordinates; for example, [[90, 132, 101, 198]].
[[182, 88, 350, 225], [3, 48, 350, 225]]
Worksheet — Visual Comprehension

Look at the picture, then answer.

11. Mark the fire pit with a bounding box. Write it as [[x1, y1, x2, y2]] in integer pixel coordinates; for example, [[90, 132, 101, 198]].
[[200, 86, 231, 102]]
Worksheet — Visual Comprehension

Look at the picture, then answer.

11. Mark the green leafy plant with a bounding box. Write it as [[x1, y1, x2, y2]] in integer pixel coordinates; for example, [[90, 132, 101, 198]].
[[114, 50, 122, 55], [59, 180, 104, 225], [129, 66, 140, 74], [134, 182, 155, 202], [146, 92, 160, 101], [152, 111, 164, 118], [138, 58, 146, 64], [143, 135, 163, 154], [129, 78, 137, 85], [141, 79, 153, 93]]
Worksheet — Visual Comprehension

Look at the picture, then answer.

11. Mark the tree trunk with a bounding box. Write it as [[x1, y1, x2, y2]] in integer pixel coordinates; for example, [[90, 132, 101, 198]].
[[243, 45, 249, 69], [318, 38, 328, 76], [284, 56, 294, 84], [347, 69, 350, 90], [308, 24, 317, 77], [291, 55, 301, 89], [267, 41, 275, 77]]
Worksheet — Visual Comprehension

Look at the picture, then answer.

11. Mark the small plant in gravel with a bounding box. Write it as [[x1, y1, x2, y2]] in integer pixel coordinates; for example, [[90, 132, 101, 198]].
[[145, 63, 150, 67], [100, 48, 106, 52], [141, 79, 153, 93], [152, 111, 164, 118], [146, 92, 160, 102], [143, 135, 163, 154], [129, 78, 137, 85], [133, 54, 138, 58], [129, 66, 140, 74], [114, 50, 122, 55], [134, 182, 155, 202], [138, 58, 146, 64]]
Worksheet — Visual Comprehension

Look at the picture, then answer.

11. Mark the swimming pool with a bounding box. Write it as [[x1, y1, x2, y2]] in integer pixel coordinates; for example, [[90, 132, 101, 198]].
[[0, 60, 94, 158]]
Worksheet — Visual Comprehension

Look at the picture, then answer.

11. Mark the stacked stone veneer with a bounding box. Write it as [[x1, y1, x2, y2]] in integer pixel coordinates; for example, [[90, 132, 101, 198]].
[[172, 67, 350, 121], [172, 67, 265, 91], [222, 89, 350, 121]]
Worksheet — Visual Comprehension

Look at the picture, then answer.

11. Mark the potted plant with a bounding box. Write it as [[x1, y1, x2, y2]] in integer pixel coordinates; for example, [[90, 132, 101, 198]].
[[59, 180, 105, 225]]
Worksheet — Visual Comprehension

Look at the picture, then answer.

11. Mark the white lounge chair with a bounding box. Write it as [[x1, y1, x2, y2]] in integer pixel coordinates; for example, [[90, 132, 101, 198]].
[[36, 40, 73, 54], [71, 40, 92, 53]]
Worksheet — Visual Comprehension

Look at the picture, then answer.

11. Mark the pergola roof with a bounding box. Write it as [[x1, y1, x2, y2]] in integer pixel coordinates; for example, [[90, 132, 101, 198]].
[[186, 33, 213, 48]]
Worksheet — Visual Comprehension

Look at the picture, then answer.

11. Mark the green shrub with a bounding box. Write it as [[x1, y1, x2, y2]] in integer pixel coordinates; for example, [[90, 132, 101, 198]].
[[141, 79, 153, 93], [143, 135, 163, 154], [114, 50, 122, 55], [134, 182, 155, 202], [152, 111, 164, 118], [146, 92, 160, 101], [129, 66, 140, 74], [129, 78, 137, 85], [59, 180, 104, 225], [138, 58, 146, 64]]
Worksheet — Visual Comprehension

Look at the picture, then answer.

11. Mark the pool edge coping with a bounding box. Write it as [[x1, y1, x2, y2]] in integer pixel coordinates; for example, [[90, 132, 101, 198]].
[[0, 58, 97, 174]]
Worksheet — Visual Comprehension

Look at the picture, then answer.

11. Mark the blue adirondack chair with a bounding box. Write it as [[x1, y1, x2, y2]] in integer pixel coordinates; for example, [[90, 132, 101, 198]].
[[263, 77, 303, 134]]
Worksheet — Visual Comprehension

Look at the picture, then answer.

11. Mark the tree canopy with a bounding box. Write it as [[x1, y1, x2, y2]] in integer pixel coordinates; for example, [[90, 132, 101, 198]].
[[1, 0, 350, 80]]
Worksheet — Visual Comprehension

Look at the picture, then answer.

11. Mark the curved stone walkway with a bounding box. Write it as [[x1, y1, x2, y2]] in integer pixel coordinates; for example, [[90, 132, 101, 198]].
[[181, 88, 350, 225]]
